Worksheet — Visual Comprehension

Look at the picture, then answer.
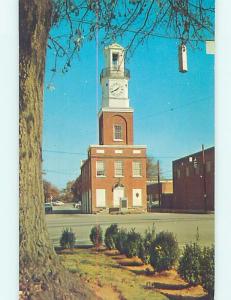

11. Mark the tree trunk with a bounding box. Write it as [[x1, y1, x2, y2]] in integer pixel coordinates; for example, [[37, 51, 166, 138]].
[[19, 0, 55, 276], [19, 1, 95, 298]]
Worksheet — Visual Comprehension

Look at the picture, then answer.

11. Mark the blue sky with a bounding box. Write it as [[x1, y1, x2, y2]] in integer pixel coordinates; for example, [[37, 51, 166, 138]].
[[43, 33, 214, 189]]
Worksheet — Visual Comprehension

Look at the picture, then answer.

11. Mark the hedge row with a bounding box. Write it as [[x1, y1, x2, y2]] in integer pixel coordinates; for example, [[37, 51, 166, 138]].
[[89, 224, 214, 298], [90, 224, 178, 272], [59, 225, 214, 299]]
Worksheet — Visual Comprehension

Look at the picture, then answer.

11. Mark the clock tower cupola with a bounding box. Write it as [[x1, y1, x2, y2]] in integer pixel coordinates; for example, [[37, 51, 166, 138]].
[[99, 43, 134, 145], [100, 43, 131, 109]]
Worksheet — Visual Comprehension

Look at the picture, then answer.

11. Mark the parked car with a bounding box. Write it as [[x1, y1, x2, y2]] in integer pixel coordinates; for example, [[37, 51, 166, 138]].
[[52, 200, 64, 206], [45, 203, 53, 214], [73, 202, 81, 208]]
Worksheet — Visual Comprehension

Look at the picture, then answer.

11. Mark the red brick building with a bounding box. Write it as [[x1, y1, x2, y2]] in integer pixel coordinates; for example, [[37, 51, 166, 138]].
[[172, 147, 214, 211], [147, 180, 173, 209], [79, 43, 147, 213]]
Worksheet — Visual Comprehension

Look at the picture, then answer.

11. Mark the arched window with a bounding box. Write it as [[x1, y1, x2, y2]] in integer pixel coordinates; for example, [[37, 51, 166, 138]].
[[112, 115, 127, 143]]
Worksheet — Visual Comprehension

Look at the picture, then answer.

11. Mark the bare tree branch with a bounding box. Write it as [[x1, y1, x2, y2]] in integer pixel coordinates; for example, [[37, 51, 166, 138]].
[[47, 0, 215, 77]]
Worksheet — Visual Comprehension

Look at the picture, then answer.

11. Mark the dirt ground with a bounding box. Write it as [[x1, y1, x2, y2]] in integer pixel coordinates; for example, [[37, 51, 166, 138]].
[[109, 251, 208, 299], [60, 248, 209, 300]]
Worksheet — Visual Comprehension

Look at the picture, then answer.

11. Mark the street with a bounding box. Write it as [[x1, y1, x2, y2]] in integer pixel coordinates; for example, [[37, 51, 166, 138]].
[[46, 211, 214, 248]]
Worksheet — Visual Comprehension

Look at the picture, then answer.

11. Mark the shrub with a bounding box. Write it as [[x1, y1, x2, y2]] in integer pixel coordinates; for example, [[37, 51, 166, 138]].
[[60, 228, 76, 249], [200, 245, 214, 298], [138, 225, 156, 264], [114, 228, 128, 254], [123, 228, 143, 258], [178, 242, 202, 286], [104, 224, 119, 250], [90, 225, 103, 247], [150, 231, 179, 272]]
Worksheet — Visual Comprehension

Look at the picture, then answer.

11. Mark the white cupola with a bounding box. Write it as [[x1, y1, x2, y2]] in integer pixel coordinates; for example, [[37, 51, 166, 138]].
[[100, 43, 131, 110]]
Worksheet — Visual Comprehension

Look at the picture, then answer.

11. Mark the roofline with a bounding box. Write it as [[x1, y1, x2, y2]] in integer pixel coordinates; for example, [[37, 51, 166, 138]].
[[89, 144, 147, 149], [104, 43, 124, 50], [98, 107, 134, 117], [172, 146, 215, 163]]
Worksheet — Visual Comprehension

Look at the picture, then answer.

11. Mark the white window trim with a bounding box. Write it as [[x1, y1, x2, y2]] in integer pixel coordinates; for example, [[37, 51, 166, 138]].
[[96, 161, 106, 177], [132, 161, 142, 177], [114, 160, 124, 177], [113, 124, 123, 141]]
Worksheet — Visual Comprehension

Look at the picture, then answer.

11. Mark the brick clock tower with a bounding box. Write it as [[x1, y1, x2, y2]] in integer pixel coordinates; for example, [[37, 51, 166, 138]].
[[80, 43, 147, 214]]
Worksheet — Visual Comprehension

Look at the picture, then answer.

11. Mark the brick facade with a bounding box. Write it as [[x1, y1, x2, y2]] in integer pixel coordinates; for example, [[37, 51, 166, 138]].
[[79, 43, 147, 213], [172, 147, 214, 211], [81, 145, 147, 213], [99, 111, 133, 145], [147, 180, 173, 209]]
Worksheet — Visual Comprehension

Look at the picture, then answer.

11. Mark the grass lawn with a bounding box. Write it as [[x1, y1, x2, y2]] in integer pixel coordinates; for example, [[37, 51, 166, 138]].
[[59, 248, 168, 300], [52, 213, 213, 299]]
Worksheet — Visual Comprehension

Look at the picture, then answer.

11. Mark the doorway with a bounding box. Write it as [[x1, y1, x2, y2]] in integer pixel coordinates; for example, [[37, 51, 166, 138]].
[[113, 186, 124, 207]]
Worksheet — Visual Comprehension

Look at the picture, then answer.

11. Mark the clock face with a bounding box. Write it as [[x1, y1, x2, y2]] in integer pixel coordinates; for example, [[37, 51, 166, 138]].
[[109, 82, 125, 97]]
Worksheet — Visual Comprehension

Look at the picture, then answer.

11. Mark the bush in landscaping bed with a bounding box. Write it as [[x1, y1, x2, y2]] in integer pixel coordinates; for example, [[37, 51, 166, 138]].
[[104, 224, 119, 250], [89, 225, 103, 248], [123, 228, 143, 258], [138, 225, 156, 264], [114, 228, 128, 254], [60, 228, 76, 249], [200, 245, 214, 299], [178, 242, 202, 286], [150, 231, 179, 272]]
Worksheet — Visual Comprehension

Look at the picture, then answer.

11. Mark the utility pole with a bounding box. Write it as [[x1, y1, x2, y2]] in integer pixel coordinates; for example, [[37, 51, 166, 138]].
[[157, 160, 161, 208], [202, 144, 207, 212]]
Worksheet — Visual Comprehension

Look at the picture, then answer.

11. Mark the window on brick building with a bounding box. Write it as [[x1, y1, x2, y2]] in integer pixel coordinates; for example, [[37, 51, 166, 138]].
[[186, 166, 190, 177], [115, 160, 124, 177], [114, 125, 123, 140], [177, 168, 181, 178], [132, 161, 142, 177], [96, 160, 105, 177]]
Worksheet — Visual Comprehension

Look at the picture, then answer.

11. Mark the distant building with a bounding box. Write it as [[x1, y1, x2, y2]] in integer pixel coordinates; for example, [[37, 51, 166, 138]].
[[79, 43, 147, 213], [172, 147, 214, 211], [72, 176, 82, 202], [147, 180, 173, 209]]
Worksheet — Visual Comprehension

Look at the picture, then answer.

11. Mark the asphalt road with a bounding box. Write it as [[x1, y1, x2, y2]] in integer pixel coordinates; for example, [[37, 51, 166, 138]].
[[45, 211, 214, 248]]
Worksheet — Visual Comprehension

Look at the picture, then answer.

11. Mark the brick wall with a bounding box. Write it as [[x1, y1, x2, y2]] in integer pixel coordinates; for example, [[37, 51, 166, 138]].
[[172, 147, 214, 211], [147, 181, 173, 209], [99, 111, 133, 145], [81, 146, 147, 213]]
